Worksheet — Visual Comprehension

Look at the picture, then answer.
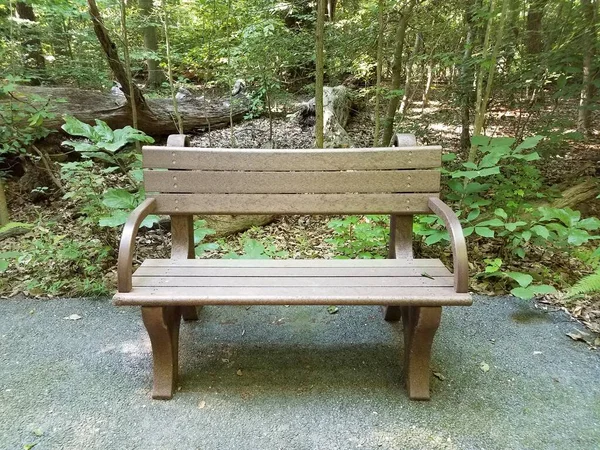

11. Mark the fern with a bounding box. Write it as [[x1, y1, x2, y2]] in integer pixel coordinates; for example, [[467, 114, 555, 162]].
[[567, 267, 600, 298]]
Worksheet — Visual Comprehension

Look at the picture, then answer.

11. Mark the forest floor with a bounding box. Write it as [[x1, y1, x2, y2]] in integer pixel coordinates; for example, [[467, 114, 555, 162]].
[[1, 90, 599, 336], [1, 295, 598, 449]]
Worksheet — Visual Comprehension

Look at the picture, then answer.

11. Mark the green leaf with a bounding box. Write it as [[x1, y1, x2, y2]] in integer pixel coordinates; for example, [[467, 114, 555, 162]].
[[495, 208, 508, 220], [61, 140, 97, 153], [510, 287, 535, 300], [102, 189, 137, 210], [515, 135, 544, 151], [515, 247, 526, 259], [0, 260, 9, 272], [462, 161, 478, 170], [425, 231, 448, 245], [451, 166, 501, 180], [240, 239, 269, 259], [195, 242, 220, 256], [521, 230, 532, 242], [505, 272, 533, 288], [477, 218, 504, 227], [531, 225, 550, 239], [463, 226, 475, 237], [140, 215, 160, 229], [441, 153, 456, 162], [98, 210, 129, 227], [475, 227, 495, 238], [532, 284, 557, 295], [93, 119, 114, 142], [467, 209, 481, 222], [61, 115, 97, 140]]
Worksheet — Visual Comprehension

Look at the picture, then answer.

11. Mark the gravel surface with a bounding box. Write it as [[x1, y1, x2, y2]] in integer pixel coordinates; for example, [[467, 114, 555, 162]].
[[0, 295, 598, 449]]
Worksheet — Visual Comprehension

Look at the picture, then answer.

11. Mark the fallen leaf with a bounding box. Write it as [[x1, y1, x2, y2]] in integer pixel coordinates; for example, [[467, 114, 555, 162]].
[[594, 338, 600, 347], [433, 372, 446, 381], [236, 369, 243, 376], [64, 314, 82, 321], [480, 362, 490, 373], [198, 400, 206, 409], [327, 305, 339, 314], [566, 332, 588, 342]]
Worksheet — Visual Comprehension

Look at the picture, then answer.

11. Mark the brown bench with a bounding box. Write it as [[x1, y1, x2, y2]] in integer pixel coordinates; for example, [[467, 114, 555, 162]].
[[113, 134, 471, 400]]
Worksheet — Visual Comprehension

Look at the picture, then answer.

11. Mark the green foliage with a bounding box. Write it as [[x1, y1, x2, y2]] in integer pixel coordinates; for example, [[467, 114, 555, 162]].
[[567, 267, 600, 298], [326, 215, 389, 259], [0, 77, 57, 155], [224, 238, 288, 259], [61, 115, 154, 167], [0, 251, 20, 273], [194, 220, 219, 256]]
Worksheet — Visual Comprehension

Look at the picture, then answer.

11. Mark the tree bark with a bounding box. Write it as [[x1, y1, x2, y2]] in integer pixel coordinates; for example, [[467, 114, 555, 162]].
[[87, 0, 146, 111], [381, 1, 415, 147], [139, 0, 165, 89], [399, 32, 423, 116], [15, 2, 45, 85], [315, 0, 326, 148], [373, 0, 385, 147], [578, 0, 597, 134], [525, 0, 547, 55], [4, 86, 249, 135]]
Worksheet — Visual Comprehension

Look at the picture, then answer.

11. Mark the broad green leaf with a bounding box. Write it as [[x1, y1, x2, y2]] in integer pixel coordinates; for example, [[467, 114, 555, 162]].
[[102, 189, 137, 209], [462, 161, 478, 170], [521, 230, 532, 242], [451, 166, 501, 180], [441, 153, 456, 162], [0, 260, 8, 272], [505, 271, 533, 288], [510, 286, 535, 300], [475, 226, 494, 238], [515, 135, 544, 151], [567, 229, 590, 246], [515, 247, 526, 258], [61, 140, 97, 153], [140, 215, 160, 229], [531, 225, 550, 239], [495, 208, 508, 219], [477, 218, 504, 227], [195, 242, 220, 256], [467, 209, 480, 222], [93, 119, 114, 142], [532, 285, 557, 295], [61, 115, 97, 140], [425, 231, 449, 245], [463, 226, 475, 237], [98, 210, 129, 227]]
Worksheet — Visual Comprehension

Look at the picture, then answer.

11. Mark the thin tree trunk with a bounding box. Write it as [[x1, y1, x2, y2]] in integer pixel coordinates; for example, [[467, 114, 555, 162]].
[[525, 0, 546, 55], [139, 0, 165, 89], [382, 1, 415, 147], [469, 0, 510, 162], [0, 179, 9, 226], [162, 0, 183, 134], [399, 32, 422, 116], [315, 0, 326, 148], [578, 0, 597, 134], [373, 0, 385, 147], [422, 62, 433, 110], [119, 0, 139, 132], [459, 0, 477, 153], [88, 0, 146, 111]]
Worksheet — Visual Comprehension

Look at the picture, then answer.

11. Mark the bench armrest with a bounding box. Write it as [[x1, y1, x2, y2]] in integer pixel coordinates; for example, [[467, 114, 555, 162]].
[[117, 198, 157, 293], [428, 197, 469, 293]]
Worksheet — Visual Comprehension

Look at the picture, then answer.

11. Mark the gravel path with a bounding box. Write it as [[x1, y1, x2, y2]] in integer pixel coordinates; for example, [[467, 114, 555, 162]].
[[0, 295, 598, 449]]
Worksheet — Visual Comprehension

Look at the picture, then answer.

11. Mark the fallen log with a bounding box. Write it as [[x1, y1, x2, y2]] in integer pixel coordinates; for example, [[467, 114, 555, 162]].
[[4, 86, 249, 135]]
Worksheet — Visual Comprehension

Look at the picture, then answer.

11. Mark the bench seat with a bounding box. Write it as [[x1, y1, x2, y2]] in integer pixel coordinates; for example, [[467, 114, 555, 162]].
[[114, 258, 471, 306]]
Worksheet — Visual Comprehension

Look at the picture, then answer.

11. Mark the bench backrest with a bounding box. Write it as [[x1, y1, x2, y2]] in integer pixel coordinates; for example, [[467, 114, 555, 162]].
[[142, 143, 442, 215]]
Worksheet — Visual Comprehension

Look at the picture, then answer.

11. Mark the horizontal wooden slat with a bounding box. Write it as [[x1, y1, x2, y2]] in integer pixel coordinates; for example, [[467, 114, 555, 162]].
[[143, 169, 440, 194], [133, 266, 452, 278], [140, 259, 446, 268], [149, 193, 438, 214], [114, 286, 472, 306], [142, 146, 442, 171], [132, 276, 455, 287]]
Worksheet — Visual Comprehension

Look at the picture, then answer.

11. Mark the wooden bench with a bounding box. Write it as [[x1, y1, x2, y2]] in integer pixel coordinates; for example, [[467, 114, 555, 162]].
[[113, 134, 471, 400]]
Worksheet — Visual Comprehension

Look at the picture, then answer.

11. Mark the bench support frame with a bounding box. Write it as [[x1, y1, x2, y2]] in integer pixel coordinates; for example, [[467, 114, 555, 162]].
[[141, 305, 181, 399]]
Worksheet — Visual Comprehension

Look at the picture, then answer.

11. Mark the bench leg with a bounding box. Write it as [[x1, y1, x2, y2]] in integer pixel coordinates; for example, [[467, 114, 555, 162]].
[[181, 306, 201, 321], [402, 306, 442, 400], [383, 306, 402, 321], [142, 306, 182, 400]]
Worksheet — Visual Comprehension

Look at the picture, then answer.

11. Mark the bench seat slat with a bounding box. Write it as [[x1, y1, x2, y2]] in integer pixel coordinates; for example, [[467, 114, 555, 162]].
[[142, 146, 442, 171], [114, 286, 470, 306], [139, 258, 446, 268], [150, 193, 438, 214], [132, 276, 455, 287], [133, 267, 453, 278], [143, 169, 440, 194]]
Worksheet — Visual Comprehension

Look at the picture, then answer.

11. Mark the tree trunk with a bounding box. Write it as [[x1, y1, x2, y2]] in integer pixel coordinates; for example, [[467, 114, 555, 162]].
[[399, 32, 423, 116], [578, 0, 597, 134], [422, 62, 433, 109], [5, 86, 249, 135], [525, 0, 546, 55], [88, 0, 146, 111], [381, 1, 415, 147], [469, 0, 510, 163], [139, 0, 165, 89], [315, 0, 326, 148], [15, 2, 45, 85], [459, 0, 477, 153], [0, 179, 9, 226], [373, 0, 385, 147]]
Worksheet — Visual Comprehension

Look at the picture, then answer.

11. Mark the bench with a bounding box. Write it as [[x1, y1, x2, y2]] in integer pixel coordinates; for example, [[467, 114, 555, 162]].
[[113, 133, 471, 400]]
